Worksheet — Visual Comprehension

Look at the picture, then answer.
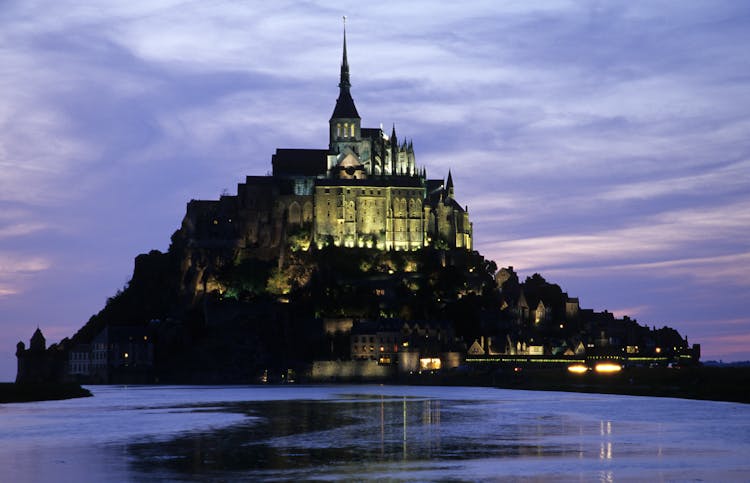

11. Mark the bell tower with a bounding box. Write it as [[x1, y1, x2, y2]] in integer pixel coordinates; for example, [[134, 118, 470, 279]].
[[329, 16, 361, 153]]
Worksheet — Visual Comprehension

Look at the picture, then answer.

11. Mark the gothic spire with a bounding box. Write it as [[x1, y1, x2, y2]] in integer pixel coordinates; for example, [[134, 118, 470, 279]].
[[331, 16, 359, 120], [446, 169, 455, 198], [339, 16, 350, 90]]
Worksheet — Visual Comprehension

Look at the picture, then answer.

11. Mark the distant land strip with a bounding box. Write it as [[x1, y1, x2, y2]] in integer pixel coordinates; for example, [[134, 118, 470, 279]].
[[0, 383, 92, 404]]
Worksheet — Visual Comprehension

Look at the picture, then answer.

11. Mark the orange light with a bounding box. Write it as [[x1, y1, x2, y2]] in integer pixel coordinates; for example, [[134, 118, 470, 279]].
[[419, 358, 441, 371], [567, 364, 588, 374], [594, 362, 622, 373]]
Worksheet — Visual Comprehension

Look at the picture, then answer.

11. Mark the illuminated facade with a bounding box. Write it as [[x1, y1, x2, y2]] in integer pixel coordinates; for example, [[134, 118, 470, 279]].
[[181, 28, 472, 255]]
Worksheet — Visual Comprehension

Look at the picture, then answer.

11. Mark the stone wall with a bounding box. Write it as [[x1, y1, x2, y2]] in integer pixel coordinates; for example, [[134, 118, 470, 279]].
[[310, 360, 394, 381]]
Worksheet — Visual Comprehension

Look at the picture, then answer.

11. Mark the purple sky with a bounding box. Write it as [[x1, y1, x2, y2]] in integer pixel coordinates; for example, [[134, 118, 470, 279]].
[[1, 1, 749, 381]]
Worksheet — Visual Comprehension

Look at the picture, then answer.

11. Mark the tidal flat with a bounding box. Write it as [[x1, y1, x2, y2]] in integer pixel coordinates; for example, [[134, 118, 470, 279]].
[[1, 385, 748, 481]]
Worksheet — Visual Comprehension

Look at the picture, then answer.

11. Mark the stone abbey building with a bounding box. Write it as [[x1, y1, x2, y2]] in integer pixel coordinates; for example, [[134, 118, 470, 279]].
[[182, 28, 472, 257]]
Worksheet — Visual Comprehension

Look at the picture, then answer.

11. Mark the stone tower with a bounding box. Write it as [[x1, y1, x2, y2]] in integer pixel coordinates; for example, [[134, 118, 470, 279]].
[[329, 17, 361, 155]]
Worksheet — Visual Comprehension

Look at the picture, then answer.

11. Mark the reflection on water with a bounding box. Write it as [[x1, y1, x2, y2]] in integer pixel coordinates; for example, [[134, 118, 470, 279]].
[[2, 385, 750, 482], [123, 392, 745, 481], [600, 420, 613, 460], [124, 396, 506, 477]]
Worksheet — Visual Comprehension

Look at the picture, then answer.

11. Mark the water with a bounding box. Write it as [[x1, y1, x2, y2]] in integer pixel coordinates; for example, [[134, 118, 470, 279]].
[[1, 385, 748, 482]]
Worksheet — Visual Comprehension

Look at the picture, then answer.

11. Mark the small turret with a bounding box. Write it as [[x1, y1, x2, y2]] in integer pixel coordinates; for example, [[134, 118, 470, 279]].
[[390, 124, 398, 175], [446, 170, 455, 198], [30, 327, 46, 352]]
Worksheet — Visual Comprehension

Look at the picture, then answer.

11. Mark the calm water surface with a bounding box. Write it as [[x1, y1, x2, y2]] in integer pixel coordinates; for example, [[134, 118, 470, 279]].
[[1, 385, 748, 481]]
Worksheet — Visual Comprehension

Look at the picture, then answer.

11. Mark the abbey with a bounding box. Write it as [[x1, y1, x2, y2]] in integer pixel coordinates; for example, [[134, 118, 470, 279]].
[[182, 28, 472, 257]]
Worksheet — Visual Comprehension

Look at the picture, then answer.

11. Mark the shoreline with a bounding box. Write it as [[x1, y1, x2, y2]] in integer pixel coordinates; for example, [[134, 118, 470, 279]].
[[5, 366, 747, 405], [0, 383, 92, 404], [413, 365, 750, 404], [307, 365, 750, 404]]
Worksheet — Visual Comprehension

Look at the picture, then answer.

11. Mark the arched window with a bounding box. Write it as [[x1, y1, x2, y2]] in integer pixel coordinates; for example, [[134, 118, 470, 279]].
[[343, 123, 349, 138], [288, 202, 301, 224], [350, 123, 355, 137], [336, 123, 341, 137]]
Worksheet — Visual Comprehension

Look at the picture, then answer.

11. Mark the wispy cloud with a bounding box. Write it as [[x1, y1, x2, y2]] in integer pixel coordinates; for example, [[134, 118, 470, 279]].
[[600, 158, 750, 201], [0, 253, 51, 276], [480, 200, 750, 276], [0, 286, 19, 298], [0, 0, 749, 379], [0, 222, 51, 239], [0, 252, 51, 299], [698, 332, 750, 360]]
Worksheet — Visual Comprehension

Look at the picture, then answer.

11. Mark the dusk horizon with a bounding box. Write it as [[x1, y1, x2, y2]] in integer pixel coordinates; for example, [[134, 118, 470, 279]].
[[2, 1, 749, 381]]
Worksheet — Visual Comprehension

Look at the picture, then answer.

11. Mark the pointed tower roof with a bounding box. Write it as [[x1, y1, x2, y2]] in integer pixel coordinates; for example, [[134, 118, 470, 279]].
[[339, 16, 350, 89], [331, 16, 360, 120], [30, 327, 46, 351], [446, 169, 455, 198]]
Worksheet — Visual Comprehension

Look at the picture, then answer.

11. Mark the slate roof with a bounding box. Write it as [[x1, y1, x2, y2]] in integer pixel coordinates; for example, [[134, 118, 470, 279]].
[[426, 179, 444, 194], [444, 197, 466, 213], [331, 89, 360, 119], [271, 149, 328, 177], [361, 127, 383, 139]]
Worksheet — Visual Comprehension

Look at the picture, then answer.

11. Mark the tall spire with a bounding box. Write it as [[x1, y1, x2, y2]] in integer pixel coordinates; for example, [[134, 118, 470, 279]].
[[339, 16, 350, 90], [446, 169, 455, 198], [330, 15, 359, 120]]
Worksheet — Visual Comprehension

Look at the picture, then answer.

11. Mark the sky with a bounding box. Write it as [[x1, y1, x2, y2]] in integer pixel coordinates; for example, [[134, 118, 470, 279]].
[[1, 0, 749, 381]]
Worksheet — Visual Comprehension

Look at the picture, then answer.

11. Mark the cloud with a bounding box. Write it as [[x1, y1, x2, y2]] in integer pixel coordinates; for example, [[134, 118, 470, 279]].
[[0, 286, 19, 298], [480, 200, 750, 275], [0, 253, 51, 275], [0, 222, 51, 239], [0, 252, 51, 299], [697, 332, 750, 360], [600, 158, 750, 202], [0, 0, 749, 381], [597, 253, 750, 286]]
